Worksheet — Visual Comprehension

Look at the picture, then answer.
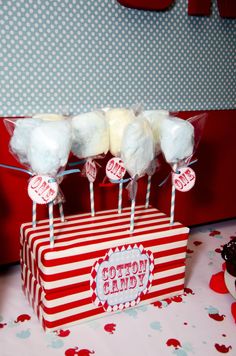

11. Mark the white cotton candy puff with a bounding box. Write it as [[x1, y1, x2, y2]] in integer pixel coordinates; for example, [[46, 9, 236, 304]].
[[71, 111, 109, 159], [144, 110, 169, 155], [121, 116, 155, 177], [106, 108, 135, 157], [33, 113, 65, 121], [10, 118, 42, 165], [159, 116, 194, 163], [27, 120, 72, 176]]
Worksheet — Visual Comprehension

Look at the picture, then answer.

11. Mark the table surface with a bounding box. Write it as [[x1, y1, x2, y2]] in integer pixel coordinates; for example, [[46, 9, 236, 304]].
[[0, 220, 236, 356]]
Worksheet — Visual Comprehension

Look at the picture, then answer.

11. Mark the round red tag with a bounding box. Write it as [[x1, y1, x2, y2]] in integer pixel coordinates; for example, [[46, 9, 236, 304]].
[[85, 160, 97, 183], [172, 167, 196, 192], [28, 175, 58, 204], [106, 157, 126, 181]]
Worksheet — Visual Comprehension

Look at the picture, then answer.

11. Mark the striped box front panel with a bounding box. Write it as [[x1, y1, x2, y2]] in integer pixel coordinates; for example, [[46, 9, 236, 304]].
[[20, 206, 189, 331]]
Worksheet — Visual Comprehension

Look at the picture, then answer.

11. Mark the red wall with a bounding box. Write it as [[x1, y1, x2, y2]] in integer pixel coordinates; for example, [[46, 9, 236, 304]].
[[0, 109, 236, 265]]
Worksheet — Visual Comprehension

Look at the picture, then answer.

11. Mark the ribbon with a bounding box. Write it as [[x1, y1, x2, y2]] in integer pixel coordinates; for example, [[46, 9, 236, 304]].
[[48, 168, 81, 183], [80, 159, 101, 179], [68, 159, 86, 167], [0, 163, 33, 176], [109, 175, 138, 201]]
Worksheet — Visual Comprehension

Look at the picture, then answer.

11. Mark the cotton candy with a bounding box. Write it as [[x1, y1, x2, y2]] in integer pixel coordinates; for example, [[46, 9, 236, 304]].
[[143, 110, 169, 155], [71, 111, 109, 159], [159, 116, 194, 163], [121, 116, 155, 177], [33, 113, 65, 121], [28, 120, 72, 176], [106, 108, 135, 157], [10, 118, 42, 165]]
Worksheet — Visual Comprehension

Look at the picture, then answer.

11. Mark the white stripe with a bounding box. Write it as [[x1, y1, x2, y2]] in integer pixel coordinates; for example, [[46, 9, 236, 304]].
[[34, 216, 172, 259], [38, 253, 186, 290], [41, 225, 188, 261], [40, 278, 185, 322], [41, 289, 184, 331], [35, 239, 187, 276], [21, 205, 151, 232], [23, 265, 184, 330], [44, 266, 186, 308], [24, 208, 161, 243]]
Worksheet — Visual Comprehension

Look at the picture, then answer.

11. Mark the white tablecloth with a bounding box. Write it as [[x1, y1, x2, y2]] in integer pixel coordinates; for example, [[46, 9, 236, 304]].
[[0, 220, 236, 356]]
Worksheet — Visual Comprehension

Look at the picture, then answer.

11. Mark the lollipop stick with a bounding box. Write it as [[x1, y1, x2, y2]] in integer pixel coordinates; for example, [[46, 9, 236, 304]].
[[89, 181, 95, 217], [130, 198, 136, 233], [59, 202, 65, 222], [32, 201, 37, 228], [170, 164, 177, 225], [118, 181, 123, 214], [145, 175, 152, 208], [48, 202, 55, 248]]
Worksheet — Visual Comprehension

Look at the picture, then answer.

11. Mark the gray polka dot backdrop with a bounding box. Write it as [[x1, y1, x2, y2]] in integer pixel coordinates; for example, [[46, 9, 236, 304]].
[[0, 0, 235, 116]]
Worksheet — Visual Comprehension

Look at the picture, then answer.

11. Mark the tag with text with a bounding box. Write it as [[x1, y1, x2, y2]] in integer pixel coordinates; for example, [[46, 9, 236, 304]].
[[28, 175, 58, 204], [172, 167, 196, 192], [91, 245, 154, 312], [85, 159, 97, 183], [106, 157, 126, 181]]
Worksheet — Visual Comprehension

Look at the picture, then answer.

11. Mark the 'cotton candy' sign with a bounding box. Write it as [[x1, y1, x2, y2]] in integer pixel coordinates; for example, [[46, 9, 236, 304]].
[[91, 245, 154, 311], [28, 175, 58, 204]]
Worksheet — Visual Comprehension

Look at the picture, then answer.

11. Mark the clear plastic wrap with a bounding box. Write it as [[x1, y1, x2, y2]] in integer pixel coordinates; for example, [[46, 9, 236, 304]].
[[105, 108, 136, 157], [71, 110, 109, 217], [71, 111, 109, 159], [157, 113, 207, 224], [3, 114, 74, 247], [120, 112, 155, 232], [5, 116, 72, 177]]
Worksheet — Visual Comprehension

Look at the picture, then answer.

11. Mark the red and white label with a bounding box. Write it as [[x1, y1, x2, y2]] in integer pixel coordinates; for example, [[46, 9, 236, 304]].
[[91, 244, 154, 312], [85, 159, 97, 183], [106, 158, 126, 181], [28, 175, 58, 204], [172, 167, 196, 192]]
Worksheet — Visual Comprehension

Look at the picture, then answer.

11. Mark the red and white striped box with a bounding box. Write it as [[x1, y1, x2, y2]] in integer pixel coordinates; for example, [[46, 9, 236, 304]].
[[20, 205, 189, 331]]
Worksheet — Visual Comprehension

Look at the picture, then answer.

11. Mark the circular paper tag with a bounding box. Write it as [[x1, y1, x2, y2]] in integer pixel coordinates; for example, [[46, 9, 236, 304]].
[[106, 158, 126, 181], [28, 175, 58, 204], [172, 167, 196, 192], [85, 160, 97, 183]]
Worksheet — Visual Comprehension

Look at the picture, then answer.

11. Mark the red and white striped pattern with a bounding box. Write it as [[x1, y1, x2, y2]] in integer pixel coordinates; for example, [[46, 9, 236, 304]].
[[20, 205, 189, 331]]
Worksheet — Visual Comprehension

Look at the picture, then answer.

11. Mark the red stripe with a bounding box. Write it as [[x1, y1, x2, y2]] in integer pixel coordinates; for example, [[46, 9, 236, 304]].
[[40, 230, 188, 267], [42, 272, 185, 315], [38, 245, 187, 282], [33, 216, 173, 263], [42, 284, 184, 330], [43, 306, 105, 330], [42, 259, 186, 295], [23, 255, 185, 297], [22, 206, 155, 238]]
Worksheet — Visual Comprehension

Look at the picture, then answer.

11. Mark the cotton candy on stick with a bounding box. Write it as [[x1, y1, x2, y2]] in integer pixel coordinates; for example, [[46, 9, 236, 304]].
[[29, 119, 71, 245], [106, 108, 135, 213], [159, 115, 194, 225], [121, 115, 155, 232], [31, 114, 70, 222], [71, 111, 109, 217], [9, 117, 43, 228], [9, 117, 72, 245], [28, 119, 72, 176], [9, 118, 42, 166]]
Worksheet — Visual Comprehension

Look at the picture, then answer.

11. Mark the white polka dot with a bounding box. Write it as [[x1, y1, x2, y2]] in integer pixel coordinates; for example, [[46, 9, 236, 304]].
[[0, 0, 235, 115]]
